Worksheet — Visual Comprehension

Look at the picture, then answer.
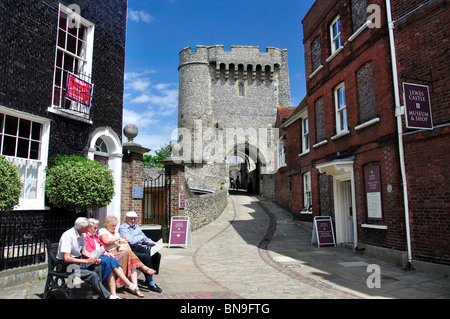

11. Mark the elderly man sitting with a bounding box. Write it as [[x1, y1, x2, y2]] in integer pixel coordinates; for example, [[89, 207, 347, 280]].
[[57, 217, 114, 299], [119, 211, 162, 293]]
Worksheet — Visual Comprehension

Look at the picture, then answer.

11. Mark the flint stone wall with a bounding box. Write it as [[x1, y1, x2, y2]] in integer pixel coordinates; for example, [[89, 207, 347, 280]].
[[185, 188, 228, 231]]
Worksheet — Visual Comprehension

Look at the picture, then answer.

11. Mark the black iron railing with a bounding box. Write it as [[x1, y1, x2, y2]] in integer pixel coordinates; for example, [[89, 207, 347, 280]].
[[0, 218, 73, 271], [52, 72, 93, 118]]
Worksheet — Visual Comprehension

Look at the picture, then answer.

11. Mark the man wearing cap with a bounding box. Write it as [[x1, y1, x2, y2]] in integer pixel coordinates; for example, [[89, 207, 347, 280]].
[[118, 211, 162, 293]]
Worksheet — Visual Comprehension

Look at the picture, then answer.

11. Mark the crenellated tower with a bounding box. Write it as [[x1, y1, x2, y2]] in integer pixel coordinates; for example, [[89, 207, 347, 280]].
[[176, 45, 291, 193], [178, 45, 290, 130]]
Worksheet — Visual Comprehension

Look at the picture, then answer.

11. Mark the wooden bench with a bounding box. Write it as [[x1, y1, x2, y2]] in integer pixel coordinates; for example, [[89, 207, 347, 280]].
[[43, 239, 81, 299]]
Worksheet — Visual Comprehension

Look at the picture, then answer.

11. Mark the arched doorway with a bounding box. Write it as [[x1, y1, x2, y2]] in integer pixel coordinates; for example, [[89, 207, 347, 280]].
[[87, 127, 122, 225]]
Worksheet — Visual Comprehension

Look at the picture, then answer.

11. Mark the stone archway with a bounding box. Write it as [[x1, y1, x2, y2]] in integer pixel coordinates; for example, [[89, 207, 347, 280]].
[[175, 45, 289, 199], [225, 137, 276, 196]]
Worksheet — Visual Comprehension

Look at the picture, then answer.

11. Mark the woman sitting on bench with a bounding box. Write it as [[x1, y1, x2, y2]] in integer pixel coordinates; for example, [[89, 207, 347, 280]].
[[84, 218, 140, 298]]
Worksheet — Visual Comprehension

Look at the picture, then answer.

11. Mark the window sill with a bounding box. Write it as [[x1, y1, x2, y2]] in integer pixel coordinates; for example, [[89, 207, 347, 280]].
[[313, 139, 328, 148], [298, 150, 310, 157], [348, 21, 370, 42], [326, 46, 343, 63], [14, 203, 50, 211], [361, 224, 387, 230], [300, 210, 312, 215], [331, 129, 350, 140], [355, 117, 380, 131], [309, 65, 323, 79], [48, 107, 93, 124]]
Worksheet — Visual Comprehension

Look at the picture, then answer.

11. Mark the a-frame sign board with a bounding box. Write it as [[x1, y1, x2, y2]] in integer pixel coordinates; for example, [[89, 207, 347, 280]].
[[311, 216, 336, 248], [168, 216, 192, 248]]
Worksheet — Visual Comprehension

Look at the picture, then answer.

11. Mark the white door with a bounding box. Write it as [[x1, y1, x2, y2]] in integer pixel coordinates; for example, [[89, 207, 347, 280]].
[[93, 154, 108, 227], [317, 160, 357, 248], [335, 179, 354, 245], [344, 180, 354, 244]]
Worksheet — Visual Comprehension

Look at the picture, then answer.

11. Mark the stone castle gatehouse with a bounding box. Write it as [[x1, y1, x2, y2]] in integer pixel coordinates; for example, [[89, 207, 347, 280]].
[[173, 45, 291, 197]]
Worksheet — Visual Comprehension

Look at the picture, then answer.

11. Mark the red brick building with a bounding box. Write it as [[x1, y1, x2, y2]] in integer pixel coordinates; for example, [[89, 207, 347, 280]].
[[274, 105, 298, 211], [276, 0, 449, 268], [392, 0, 449, 266]]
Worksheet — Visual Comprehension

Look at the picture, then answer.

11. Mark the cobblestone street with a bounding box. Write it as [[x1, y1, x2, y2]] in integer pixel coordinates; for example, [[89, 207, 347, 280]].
[[1, 193, 449, 302], [155, 193, 450, 300]]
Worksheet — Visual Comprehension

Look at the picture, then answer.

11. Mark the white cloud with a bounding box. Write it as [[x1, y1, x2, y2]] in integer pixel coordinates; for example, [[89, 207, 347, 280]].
[[123, 108, 157, 128], [132, 130, 175, 154], [123, 70, 178, 153], [127, 78, 151, 92], [128, 9, 155, 23], [130, 93, 152, 104], [126, 76, 178, 117], [123, 107, 177, 153], [124, 70, 156, 80]]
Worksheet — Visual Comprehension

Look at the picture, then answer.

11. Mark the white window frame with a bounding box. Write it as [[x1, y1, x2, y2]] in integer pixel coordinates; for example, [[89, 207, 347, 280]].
[[302, 117, 310, 153], [0, 106, 51, 210], [330, 16, 342, 54], [277, 138, 286, 168], [302, 172, 312, 213], [334, 83, 348, 133], [50, 4, 95, 119]]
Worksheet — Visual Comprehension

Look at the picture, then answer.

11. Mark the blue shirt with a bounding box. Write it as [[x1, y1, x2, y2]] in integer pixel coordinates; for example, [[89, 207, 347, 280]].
[[118, 222, 154, 247]]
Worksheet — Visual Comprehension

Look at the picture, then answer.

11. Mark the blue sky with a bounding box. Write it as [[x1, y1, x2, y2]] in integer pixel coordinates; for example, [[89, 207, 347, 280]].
[[123, 0, 316, 153]]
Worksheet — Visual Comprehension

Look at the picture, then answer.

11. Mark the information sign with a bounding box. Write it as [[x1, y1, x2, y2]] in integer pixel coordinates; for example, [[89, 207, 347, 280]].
[[364, 165, 383, 220], [403, 82, 433, 130], [132, 187, 143, 199], [311, 216, 336, 247], [179, 194, 186, 209], [168, 216, 191, 248]]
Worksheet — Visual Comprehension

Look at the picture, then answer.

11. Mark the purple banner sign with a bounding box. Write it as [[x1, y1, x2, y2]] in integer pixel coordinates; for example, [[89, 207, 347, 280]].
[[316, 220, 334, 244], [179, 194, 186, 209], [169, 219, 188, 246], [364, 165, 383, 220], [312, 216, 336, 247], [403, 83, 433, 130]]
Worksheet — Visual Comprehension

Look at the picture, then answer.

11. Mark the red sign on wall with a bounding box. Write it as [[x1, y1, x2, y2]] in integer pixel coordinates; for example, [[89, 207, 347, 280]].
[[66, 73, 93, 107]]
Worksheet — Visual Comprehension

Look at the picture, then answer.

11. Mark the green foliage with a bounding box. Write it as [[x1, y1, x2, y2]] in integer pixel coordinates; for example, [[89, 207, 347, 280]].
[[143, 143, 171, 168], [0, 156, 23, 213], [45, 155, 115, 214]]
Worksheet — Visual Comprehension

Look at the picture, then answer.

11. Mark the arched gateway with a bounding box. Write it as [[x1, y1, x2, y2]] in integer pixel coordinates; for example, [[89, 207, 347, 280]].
[[173, 45, 291, 197]]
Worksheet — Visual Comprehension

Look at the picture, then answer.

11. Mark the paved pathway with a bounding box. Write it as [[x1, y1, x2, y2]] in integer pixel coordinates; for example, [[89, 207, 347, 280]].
[[155, 193, 449, 299], [191, 194, 358, 298], [1, 193, 449, 300]]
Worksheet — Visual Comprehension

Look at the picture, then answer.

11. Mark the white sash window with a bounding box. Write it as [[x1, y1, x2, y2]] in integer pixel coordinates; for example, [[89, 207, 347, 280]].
[[51, 4, 94, 117], [0, 108, 50, 210]]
